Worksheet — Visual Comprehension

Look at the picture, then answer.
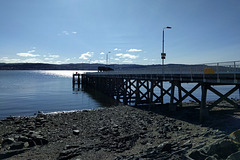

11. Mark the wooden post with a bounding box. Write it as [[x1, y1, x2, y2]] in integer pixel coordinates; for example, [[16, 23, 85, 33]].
[[177, 81, 182, 107], [150, 80, 154, 104], [77, 74, 80, 88], [169, 81, 176, 111], [200, 83, 209, 122], [72, 74, 75, 88], [123, 79, 128, 105], [135, 79, 140, 106], [161, 81, 164, 104]]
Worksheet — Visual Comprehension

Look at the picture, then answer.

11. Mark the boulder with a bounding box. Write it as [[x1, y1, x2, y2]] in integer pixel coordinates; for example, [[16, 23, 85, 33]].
[[157, 141, 172, 152], [202, 139, 239, 159], [9, 142, 25, 150], [1, 138, 15, 148], [226, 151, 240, 160], [229, 129, 240, 144], [205, 156, 218, 160], [188, 149, 208, 160]]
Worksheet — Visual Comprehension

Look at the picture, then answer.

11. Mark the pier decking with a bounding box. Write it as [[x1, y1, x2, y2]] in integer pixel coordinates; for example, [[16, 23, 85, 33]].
[[78, 61, 240, 121]]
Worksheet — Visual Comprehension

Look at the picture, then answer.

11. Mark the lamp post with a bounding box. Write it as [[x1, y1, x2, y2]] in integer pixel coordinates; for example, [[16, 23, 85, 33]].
[[106, 51, 111, 65], [161, 26, 172, 65]]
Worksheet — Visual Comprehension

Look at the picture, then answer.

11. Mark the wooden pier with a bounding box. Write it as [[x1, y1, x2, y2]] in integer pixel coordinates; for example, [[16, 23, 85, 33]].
[[77, 62, 240, 121], [72, 73, 81, 88]]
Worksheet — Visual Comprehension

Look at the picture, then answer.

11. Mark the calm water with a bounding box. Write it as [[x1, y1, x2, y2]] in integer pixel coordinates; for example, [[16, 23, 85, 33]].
[[0, 70, 102, 120], [0, 70, 239, 120]]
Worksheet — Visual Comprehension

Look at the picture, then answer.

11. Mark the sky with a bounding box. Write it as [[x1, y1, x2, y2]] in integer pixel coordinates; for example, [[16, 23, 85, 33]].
[[0, 0, 240, 65]]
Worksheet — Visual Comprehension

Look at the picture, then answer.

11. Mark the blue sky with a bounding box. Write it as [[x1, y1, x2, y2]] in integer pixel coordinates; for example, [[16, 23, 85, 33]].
[[0, 0, 240, 65]]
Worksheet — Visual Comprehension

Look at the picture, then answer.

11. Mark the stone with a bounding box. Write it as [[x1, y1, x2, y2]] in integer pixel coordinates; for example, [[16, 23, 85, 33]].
[[18, 136, 29, 142], [9, 142, 25, 150], [229, 129, 240, 144], [202, 139, 239, 158], [205, 156, 218, 160], [24, 142, 29, 148], [193, 143, 206, 150], [226, 151, 240, 160], [157, 141, 172, 152], [0, 149, 29, 159], [1, 138, 15, 148], [72, 125, 78, 130], [182, 140, 192, 149], [28, 131, 48, 145], [73, 130, 80, 135], [188, 149, 208, 160]]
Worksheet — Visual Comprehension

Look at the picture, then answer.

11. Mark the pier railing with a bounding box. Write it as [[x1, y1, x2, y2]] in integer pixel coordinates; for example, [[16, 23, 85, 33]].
[[87, 61, 240, 75]]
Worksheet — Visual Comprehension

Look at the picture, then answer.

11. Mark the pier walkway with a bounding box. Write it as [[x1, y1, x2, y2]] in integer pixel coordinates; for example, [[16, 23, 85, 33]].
[[78, 61, 240, 121]]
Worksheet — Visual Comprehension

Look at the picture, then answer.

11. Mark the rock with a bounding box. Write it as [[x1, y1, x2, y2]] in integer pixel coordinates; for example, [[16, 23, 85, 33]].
[[226, 151, 240, 160], [193, 143, 206, 149], [28, 131, 48, 145], [181, 140, 192, 149], [72, 125, 78, 130], [0, 149, 30, 159], [202, 139, 239, 159], [188, 149, 208, 160], [157, 141, 172, 152], [212, 134, 226, 139], [16, 127, 25, 133], [9, 142, 25, 150], [73, 130, 80, 135], [205, 155, 218, 160], [18, 135, 29, 142], [1, 138, 15, 148], [229, 129, 240, 144], [24, 142, 29, 148]]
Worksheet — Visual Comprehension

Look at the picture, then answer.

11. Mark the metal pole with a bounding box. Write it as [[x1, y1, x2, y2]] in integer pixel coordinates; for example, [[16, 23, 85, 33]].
[[162, 29, 165, 74], [162, 29, 165, 57], [106, 53, 108, 65]]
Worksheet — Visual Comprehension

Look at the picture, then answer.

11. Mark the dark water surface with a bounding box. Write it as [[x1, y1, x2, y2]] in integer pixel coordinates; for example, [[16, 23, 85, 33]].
[[0, 70, 239, 120]]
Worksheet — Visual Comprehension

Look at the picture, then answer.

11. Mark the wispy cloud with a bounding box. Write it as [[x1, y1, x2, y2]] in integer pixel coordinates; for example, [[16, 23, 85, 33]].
[[116, 53, 123, 57], [116, 53, 138, 59], [100, 52, 105, 55], [127, 49, 142, 52], [62, 31, 69, 35], [0, 57, 21, 63], [16, 50, 40, 57], [65, 58, 71, 62], [123, 59, 133, 63], [23, 58, 43, 63], [49, 54, 60, 58], [79, 52, 92, 60], [91, 60, 105, 63], [122, 54, 138, 59], [60, 31, 77, 36], [114, 48, 121, 51]]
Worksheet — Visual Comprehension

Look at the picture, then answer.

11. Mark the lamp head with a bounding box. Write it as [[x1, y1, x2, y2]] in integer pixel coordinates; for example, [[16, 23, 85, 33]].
[[166, 26, 172, 29]]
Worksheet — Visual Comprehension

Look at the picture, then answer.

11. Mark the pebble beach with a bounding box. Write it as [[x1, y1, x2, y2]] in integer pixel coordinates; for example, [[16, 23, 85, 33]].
[[1, 102, 240, 160]]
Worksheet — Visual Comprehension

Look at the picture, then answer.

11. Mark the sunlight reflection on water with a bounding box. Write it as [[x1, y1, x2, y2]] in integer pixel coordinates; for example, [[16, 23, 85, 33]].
[[38, 70, 96, 78]]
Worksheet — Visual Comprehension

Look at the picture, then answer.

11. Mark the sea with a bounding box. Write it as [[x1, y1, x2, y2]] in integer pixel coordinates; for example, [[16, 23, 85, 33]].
[[0, 70, 239, 120]]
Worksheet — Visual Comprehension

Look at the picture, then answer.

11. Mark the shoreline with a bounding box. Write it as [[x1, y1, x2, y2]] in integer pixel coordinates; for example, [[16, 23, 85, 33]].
[[1, 103, 240, 159]]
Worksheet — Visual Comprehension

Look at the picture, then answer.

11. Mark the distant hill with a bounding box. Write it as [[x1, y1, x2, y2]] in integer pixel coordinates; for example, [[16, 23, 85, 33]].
[[0, 63, 147, 70], [2, 63, 233, 73]]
